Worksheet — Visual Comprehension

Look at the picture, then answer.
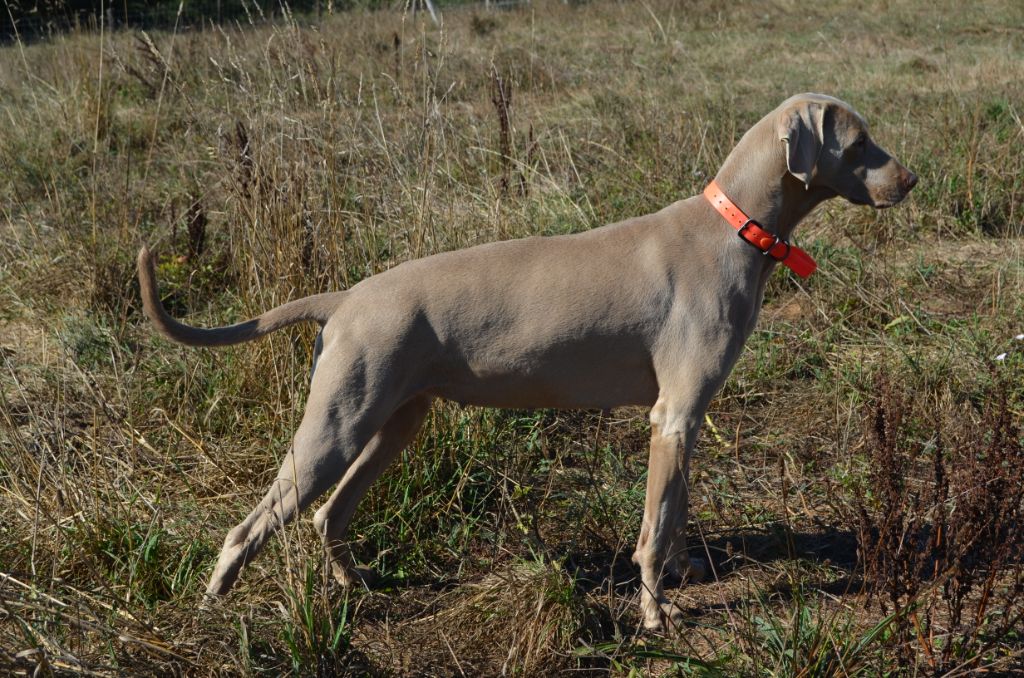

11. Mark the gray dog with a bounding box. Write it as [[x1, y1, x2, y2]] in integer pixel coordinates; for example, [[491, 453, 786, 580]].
[[138, 93, 916, 630]]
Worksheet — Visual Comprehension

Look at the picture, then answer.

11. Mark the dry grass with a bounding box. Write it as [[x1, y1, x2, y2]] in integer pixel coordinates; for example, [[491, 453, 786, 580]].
[[1, 0, 1023, 674]]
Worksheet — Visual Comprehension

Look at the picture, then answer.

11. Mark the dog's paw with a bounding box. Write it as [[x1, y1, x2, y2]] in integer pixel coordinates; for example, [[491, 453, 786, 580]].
[[331, 562, 379, 590], [643, 600, 686, 634], [198, 590, 223, 612]]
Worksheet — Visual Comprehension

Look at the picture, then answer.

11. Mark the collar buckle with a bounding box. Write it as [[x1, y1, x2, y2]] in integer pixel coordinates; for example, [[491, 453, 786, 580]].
[[706, 180, 815, 278], [738, 218, 792, 261], [736, 218, 759, 239]]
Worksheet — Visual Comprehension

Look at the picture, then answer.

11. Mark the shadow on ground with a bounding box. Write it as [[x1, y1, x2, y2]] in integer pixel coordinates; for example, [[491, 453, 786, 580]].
[[565, 524, 862, 605]]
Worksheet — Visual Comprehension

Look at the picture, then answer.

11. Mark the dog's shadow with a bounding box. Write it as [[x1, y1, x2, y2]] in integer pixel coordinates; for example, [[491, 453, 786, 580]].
[[356, 524, 862, 620], [564, 524, 862, 614]]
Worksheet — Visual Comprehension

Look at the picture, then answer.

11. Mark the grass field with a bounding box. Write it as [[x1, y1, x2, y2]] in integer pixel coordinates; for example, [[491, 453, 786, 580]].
[[2, 0, 1023, 674]]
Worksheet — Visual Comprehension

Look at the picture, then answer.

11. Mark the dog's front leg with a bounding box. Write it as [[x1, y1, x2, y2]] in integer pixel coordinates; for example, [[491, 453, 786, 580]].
[[665, 496, 708, 584], [633, 398, 700, 632], [634, 337, 741, 632]]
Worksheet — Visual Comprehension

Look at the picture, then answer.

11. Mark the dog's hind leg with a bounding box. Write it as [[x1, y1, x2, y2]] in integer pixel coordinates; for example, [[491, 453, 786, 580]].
[[204, 351, 394, 597], [313, 394, 432, 588]]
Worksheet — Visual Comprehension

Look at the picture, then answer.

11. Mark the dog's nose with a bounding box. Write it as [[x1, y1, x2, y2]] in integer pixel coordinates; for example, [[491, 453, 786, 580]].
[[901, 169, 919, 192]]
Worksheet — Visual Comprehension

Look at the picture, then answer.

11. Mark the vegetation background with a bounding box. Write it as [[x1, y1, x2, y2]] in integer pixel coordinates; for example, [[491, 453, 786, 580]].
[[1, 0, 1022, 675]]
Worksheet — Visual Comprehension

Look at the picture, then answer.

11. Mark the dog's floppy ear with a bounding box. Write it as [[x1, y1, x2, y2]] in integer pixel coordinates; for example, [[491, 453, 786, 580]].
[[777, 101, 827, 189]]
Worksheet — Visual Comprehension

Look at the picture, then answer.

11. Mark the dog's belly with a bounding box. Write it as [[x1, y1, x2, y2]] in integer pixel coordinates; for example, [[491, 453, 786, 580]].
[[427, 348, 659, 410], [431, 377, 657, 410]]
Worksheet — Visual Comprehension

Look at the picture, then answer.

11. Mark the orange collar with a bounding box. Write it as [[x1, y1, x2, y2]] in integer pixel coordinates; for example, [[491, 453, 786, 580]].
[[703, 180, 816, 279]]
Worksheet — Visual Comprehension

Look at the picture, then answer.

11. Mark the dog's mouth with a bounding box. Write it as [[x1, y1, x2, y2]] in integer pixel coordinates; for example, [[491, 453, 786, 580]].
[[871, 191, 911, 209], [850, 188, 910, 209]]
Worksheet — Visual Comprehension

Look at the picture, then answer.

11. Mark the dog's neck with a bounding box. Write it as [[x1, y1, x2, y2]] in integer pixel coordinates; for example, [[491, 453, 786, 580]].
[[712, 118, 833, 242]]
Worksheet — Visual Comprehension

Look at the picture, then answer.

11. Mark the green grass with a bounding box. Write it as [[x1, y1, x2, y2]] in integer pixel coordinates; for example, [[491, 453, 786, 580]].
[[1, 0, 1023, 674]]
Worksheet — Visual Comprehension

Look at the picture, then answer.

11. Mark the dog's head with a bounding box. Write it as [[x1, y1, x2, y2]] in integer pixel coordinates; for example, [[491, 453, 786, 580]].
[[776, 93, 917, 208]]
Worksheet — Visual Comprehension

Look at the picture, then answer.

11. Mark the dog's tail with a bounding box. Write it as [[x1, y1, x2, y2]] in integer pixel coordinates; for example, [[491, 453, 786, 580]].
[[137, 246, 343, 347]]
